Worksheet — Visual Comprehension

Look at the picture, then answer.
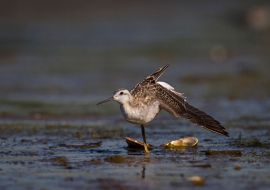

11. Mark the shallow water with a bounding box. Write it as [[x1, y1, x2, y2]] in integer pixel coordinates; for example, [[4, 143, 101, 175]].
[[0, 1, 270, 190], [1, 107, 270, 190]]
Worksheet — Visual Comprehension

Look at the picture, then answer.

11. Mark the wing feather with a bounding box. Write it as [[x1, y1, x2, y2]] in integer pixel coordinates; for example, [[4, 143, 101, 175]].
[[156, 84, 229, 137], [130, 64, 170, 97], [128, 64, 228, 137]]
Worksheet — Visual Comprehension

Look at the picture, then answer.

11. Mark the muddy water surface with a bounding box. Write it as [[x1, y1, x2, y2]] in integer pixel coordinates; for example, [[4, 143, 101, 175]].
[[1, 103, 270, 190]]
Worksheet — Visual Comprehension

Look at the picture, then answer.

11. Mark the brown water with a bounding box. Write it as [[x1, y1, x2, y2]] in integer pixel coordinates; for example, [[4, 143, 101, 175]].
[[0, 1, 270, 190]]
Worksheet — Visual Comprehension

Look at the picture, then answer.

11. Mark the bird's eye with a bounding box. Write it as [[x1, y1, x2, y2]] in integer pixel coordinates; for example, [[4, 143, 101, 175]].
[[120, 92, 123, 95]]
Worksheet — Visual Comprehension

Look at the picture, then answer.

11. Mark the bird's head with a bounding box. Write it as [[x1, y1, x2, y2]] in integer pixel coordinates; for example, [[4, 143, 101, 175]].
[[97, 88, 131, 105]]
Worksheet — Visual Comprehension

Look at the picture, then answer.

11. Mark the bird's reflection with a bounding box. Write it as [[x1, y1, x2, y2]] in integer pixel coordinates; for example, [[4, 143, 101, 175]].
[[141, 165, 146, 179]]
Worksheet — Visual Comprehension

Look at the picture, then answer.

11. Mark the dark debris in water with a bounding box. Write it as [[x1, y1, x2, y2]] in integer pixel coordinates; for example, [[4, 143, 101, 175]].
[[0, 151, 11, 155], [59, 141, 102, 149], [191, 164, 212, 168], [231, 138, 270, 148], [202, 150, 242, 156], [234, 165, 241, 170], [105, 155, 125, 164], [50, 156, 71, 167]]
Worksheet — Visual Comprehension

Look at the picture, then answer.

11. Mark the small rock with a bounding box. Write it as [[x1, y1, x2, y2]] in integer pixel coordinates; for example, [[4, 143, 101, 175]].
[[188, 176, 205, 185], [234, 165, 241, 170]]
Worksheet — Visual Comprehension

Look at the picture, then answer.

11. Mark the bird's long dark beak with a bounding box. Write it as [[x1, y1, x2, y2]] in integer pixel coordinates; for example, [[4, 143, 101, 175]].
[[96, 97, 114, 105]]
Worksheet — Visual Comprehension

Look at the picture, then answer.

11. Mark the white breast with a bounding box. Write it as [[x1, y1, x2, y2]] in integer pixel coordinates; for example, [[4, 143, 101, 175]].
[[120, 101, 160, 124]]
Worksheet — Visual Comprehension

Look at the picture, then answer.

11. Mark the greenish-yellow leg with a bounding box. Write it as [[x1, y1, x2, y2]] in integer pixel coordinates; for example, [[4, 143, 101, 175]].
[[141, 124, 149, 154]]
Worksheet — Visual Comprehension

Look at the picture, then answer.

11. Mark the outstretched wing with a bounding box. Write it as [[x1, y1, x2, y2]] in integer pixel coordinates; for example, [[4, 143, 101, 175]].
[[156, 84, 229, 137], [130, 64, 170, 98]]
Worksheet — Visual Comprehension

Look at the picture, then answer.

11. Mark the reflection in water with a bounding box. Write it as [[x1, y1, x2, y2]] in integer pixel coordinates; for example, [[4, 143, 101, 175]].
[[141, 165, 146, 179]]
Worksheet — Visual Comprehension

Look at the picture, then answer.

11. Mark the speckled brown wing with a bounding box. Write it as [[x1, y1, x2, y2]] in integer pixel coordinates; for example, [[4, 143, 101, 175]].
[[156, 84, 229, 137], [130, 64, 170, 98]]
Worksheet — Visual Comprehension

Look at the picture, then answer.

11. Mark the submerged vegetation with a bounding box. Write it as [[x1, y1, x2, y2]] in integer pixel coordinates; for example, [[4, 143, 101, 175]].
[[0, 122, 125, 140], [203, 150, 242, 156], [232, 137, 270, 148]]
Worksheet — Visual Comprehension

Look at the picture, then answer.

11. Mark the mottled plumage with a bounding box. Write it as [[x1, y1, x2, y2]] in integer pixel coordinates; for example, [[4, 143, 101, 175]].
[[97, 64, 229, 154]]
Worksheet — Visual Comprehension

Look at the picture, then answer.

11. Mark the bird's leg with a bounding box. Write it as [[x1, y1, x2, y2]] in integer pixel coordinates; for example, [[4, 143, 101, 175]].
[[141, 124, 149, 154]]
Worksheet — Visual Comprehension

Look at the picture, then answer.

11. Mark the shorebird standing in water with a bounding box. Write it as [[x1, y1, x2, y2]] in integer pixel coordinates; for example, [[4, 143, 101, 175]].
[[97, 64, 229, 154]]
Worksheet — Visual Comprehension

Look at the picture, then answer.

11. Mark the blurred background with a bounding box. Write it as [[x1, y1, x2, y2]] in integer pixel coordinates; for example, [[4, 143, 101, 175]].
[[0, 0, 269, 118]]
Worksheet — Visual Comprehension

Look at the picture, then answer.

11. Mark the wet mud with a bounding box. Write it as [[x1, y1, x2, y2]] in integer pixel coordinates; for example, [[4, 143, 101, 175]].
[[0, 118, 270, 190]]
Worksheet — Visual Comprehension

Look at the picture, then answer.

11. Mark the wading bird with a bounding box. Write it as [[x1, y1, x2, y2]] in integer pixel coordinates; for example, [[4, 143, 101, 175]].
[[97, 64, 229, 153]]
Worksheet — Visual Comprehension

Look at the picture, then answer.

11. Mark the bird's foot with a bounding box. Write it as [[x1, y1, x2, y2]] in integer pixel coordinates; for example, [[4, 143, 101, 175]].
[[143, 143, 150, 154]]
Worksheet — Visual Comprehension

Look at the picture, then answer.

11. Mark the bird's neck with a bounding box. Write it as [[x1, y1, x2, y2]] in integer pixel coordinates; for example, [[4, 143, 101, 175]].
[[122, 94, 135, 108]]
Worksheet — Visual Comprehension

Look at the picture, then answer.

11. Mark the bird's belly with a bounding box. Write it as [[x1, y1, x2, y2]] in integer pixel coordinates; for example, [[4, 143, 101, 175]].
[[120, 103, 160, 124]]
